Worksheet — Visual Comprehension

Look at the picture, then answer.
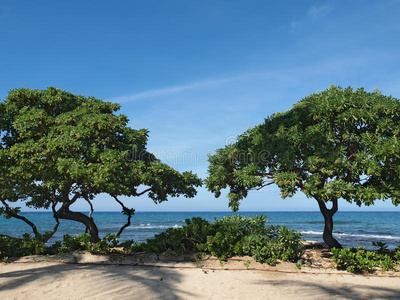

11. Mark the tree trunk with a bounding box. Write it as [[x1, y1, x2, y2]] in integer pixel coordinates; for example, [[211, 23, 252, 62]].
[[54, 205, 101, 243], [316, 198, 342, 249]]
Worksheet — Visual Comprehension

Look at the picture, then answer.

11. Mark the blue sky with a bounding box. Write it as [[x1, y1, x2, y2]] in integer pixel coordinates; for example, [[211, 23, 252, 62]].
[[1, 0, 400, 212]]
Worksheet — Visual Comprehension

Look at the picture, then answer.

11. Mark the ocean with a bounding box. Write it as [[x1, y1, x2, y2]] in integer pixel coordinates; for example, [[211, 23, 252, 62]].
[[1, 211, 399, 250]]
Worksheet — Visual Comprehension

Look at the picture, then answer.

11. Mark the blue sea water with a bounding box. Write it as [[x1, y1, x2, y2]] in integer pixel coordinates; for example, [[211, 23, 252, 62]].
[[1, 211, 399, 250]]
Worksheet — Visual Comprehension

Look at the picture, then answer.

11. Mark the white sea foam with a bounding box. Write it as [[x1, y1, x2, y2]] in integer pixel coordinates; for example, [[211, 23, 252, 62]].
[[129, 224, 182, 230], [300, 231, 400, 240], [334, 232, 400, 240], [300, 230, 322, 235]]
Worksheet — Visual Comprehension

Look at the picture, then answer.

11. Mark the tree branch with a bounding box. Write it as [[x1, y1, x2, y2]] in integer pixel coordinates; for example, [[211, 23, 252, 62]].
[[135, 187, 152, 197], [46, 201, 60, 241], [0, 199, 39, 236], [83, 195, 94, 234], [331, 198, 338, 214], [70, 191, 83, 205], [316, 197, 338, 216], [112, 195, 135, 237], [255, 181, 275, 190]]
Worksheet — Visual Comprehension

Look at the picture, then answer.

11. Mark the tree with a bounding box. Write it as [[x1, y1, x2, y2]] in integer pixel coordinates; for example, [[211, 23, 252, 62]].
[[205, 86, 400, 248], [0, 87, 202, 243]]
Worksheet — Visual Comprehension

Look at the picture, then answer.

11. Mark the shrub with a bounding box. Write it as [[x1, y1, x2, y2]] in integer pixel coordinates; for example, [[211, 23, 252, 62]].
[[372, 241, 389, 254], [332, 247, 380, 273], [60, 233, 91, 253], [135, 214, 304, 264], [135, 217, 215, 254], [0, 233, 50, 258], [91, 234, 119, 254], [395, 246, 400, 261], [381, 254, 396, 272], [332, 244, 400, 274], [1, 215, 305, 265]]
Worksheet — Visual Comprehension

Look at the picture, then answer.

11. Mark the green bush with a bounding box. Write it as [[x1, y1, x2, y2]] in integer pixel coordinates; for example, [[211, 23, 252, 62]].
[[91, 234, 120, 254], [60, 233, 91, 253], [0, 233, 51, 258], [1, 215, 305, 265], [395, 246, 400, 261], [372, 241, 389, 254], [381, 254, 396, 272], [131, 217, 215, 254], [0, 232, 121, 258], [332, 247, 378, 273], [332, 244, 400, 273], [135, 214, 304, 264], [123, 241, 148, 252]]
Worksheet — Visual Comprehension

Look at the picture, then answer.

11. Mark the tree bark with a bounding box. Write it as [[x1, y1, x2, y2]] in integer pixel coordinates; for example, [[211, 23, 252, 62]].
[[54, 204, 101, 243], [316, 198, 342, 249]]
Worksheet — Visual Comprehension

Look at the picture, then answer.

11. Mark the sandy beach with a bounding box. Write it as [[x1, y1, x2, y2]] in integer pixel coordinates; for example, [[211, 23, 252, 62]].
[[1, 250, 399, 300]]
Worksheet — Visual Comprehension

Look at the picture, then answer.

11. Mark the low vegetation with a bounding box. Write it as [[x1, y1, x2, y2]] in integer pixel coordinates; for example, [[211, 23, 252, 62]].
[[0, 215, 304, 265], [2, 214, 399, 274], [126, 214, 304, 264], [332, 243, 400, 273]]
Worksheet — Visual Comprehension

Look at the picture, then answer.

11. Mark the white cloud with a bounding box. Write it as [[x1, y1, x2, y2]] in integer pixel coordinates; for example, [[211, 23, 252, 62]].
[[111, 75, 252, 103], [110, 55, 385, 105], [110, 65, 328, 104]]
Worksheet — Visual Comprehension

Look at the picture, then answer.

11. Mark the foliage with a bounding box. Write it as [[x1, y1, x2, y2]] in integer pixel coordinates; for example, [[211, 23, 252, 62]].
[[205, 86, 400, 248], [3, 224, 399, 275], [91, 233, 120, 254], [331, 247, 379, 273], [0, 232, 124, 259], [244, 259, 251, 269], [395, 246, 400, 261], [372, 241, 389, 254], [0, 234, 50, 258], [128, 217, 215, 254], [331, 245, 400, 273], [127, 215, 304, 264], [0, 87, 201, 242], [59, 233, 92, 253]]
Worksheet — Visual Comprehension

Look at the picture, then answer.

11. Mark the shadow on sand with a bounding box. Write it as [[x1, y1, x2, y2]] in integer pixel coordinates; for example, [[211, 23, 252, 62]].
[[256, 277, 400, 300], [0, 262, 192, 299]]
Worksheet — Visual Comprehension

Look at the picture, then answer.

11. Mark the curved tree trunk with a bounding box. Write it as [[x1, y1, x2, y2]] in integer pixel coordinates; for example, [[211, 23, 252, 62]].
[[54, 205, 101, 243], [316, 198, 342, 249]]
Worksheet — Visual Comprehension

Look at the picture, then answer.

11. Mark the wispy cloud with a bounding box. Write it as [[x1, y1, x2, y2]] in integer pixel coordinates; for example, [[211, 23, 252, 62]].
[[111, 73, 263, 103], [111, 55, 382, 104]]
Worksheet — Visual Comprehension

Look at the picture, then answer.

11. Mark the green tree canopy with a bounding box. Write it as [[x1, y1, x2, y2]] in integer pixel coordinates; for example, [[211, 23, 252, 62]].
[[206, 86, 400, 248], [0, 87, 202, 242]]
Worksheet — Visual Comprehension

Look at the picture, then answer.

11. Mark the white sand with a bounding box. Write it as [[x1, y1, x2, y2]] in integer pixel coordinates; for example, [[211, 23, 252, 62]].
[[1, 253, 399, 299]]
